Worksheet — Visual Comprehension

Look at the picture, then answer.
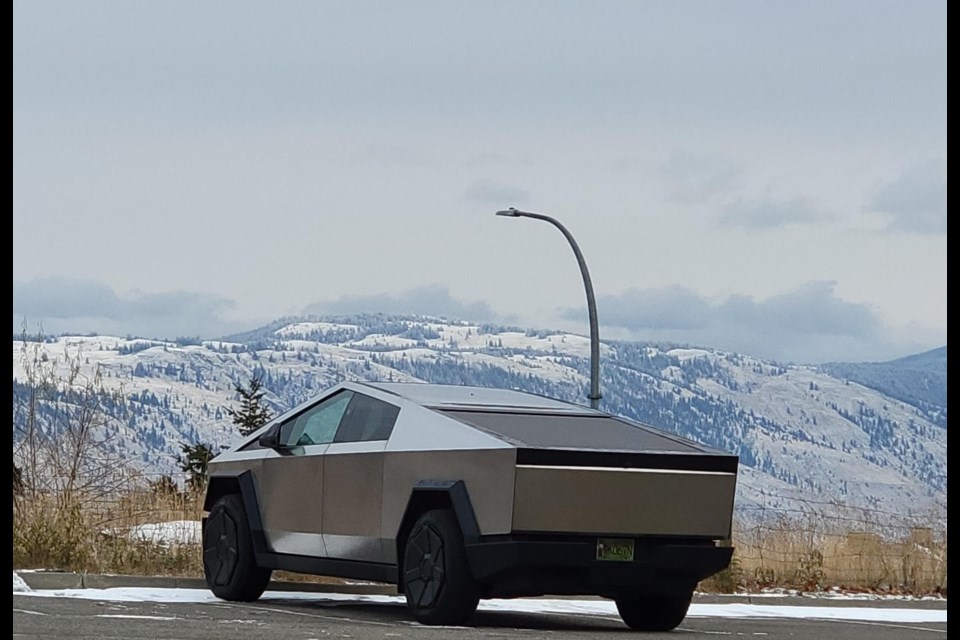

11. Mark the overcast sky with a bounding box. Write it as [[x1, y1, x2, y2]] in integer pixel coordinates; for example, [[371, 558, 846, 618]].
[[13, 1, 946, 364]]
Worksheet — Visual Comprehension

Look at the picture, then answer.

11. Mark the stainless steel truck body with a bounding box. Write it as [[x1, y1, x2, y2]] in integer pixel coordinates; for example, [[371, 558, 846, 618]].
[[203, 382, 738, 630]]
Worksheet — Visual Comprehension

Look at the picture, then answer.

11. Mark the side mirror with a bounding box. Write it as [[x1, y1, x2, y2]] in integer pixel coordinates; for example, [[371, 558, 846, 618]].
[[258, 430, 281, 449]]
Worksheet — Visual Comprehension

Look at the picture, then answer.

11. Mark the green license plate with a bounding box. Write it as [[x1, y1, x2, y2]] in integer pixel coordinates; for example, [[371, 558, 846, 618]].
[[596, 538, 634, 561]]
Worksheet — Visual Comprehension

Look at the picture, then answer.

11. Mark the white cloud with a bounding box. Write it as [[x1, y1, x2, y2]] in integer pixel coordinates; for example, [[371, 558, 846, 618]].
[[718, 195, 827, 229], [660, 151, 743, 204], [13, 278, 241, 339], [867, 158, 946, 234], [304, 284, 498, 322], [563, 285, 710, 331], [12, 1, 945, 360], [560, 281, 924, 364]]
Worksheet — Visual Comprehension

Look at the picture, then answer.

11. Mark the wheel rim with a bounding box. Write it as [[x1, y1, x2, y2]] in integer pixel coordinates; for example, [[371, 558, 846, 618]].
[[203, 508, 239, 586], [404, 523, 446, 609]]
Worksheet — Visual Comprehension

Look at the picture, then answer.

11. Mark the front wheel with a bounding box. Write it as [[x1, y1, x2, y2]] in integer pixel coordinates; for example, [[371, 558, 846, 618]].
[[203, 494, 272, 601], [402, 509, 480, 625], [615, 592, 693, 631]]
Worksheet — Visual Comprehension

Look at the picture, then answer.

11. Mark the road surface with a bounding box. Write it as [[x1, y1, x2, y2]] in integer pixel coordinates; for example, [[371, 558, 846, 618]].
[[14, 592, 946, 639]]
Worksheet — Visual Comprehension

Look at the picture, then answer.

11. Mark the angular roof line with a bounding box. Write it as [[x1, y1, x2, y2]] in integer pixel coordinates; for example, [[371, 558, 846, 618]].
[[359, 381, 596, 414]]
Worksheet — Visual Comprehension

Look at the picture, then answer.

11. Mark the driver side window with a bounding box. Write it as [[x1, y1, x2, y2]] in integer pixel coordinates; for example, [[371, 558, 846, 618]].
[[279, 391, 354, 447]]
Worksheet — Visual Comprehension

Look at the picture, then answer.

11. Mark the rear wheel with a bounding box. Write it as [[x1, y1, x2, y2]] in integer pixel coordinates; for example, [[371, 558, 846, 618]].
[[402, 509, 480, 625], [203, 494, 272, 601], [615, 592, 693, 631]]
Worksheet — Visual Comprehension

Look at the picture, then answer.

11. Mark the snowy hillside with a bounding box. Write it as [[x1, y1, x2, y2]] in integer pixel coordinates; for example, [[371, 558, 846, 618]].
[[11, 314, 947, 524], [819, 347, 947, 427]]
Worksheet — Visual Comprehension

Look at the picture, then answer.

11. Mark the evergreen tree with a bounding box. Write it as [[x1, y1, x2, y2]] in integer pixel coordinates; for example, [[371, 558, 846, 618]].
[[178, 442, 217, 491], [226, 374, 273, 436]]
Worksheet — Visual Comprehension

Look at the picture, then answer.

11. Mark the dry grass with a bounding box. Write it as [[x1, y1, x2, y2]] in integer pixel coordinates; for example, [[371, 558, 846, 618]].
[[717, 516, 948, 595], [13, 485, 205, 577], [14, 484, 948, 596]]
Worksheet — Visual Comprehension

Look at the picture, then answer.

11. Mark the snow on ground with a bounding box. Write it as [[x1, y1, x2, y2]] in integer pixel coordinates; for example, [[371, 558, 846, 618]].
[[12, 583, 946, 623], [106, 521, 201, 547], [732, 587, 947, 602], [275, 322, 360, 337], [13, 573, 32, 593], [346, 334, 419, 349], [665, 348, 712, 362]]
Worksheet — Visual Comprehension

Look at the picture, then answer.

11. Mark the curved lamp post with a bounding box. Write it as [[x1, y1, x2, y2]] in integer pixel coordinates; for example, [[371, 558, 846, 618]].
[[495, 207, 602, 410]]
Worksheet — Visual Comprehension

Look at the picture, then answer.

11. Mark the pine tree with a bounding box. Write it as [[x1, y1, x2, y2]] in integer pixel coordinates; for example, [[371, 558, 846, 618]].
[[178, 442, 217, 492], [226, 374, 273, 436]]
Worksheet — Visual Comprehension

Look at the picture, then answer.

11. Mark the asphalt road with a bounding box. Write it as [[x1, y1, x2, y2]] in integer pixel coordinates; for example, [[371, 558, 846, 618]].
[[13, 593, 947, 640]]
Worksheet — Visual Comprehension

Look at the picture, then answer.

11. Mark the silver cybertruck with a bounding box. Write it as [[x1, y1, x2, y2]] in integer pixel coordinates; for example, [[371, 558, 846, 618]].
[[202, 382, 738, 630]]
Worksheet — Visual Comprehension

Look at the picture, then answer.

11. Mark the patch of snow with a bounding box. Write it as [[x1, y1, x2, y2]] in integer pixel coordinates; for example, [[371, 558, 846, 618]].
[[11, 324, 947, 521], [481, 598, 948, 623], [666, 348, 712, 361], [347, 334, 419, 349], [14, 587, 947, 623], [685, 603, 946, 623], [95, 614, 180, 620], [721, 588, 947, 602], [276, 322, 359, 337], [661, 365, 684, 381], [106, 521, 201, 547], [13, 573, 32, 593]]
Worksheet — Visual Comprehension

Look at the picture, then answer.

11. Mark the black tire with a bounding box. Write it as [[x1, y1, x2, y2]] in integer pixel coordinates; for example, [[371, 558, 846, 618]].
[[203, 493, 272, 601], [615, 592, 693, 631], [402, 509, 480, 626]]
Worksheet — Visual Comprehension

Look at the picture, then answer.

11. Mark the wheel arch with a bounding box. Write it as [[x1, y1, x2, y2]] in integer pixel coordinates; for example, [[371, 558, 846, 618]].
[[394, 480, 480, 593], [204, 470, 268, 556]]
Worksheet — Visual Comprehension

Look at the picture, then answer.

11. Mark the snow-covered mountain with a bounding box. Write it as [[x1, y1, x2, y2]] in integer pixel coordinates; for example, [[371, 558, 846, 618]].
[[11, 314, 947, 525], [819, 347, 947, 428]]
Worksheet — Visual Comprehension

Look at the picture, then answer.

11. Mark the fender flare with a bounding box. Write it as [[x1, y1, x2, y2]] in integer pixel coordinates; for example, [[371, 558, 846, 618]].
[[397, 479, 481, 544], [204, 470, 269, 555], [394, 479, 481, 594]]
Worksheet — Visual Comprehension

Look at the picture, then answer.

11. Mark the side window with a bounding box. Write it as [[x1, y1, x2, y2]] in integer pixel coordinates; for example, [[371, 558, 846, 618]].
[[334, 393, 400, 443], [278, 391, 353, 447]]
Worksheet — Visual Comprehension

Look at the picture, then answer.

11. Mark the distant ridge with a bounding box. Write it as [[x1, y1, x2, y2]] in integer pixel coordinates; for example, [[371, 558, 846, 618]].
[[819, 346, 946, 427], [12, 314, 947, 521]]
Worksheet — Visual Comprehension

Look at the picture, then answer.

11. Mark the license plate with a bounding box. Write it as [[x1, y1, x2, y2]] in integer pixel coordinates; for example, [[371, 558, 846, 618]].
[[596, 538, 634, 562]]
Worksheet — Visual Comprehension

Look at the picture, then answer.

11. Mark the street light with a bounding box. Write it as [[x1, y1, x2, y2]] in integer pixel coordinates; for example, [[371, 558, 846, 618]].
[[495, 207, 602, 410]]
